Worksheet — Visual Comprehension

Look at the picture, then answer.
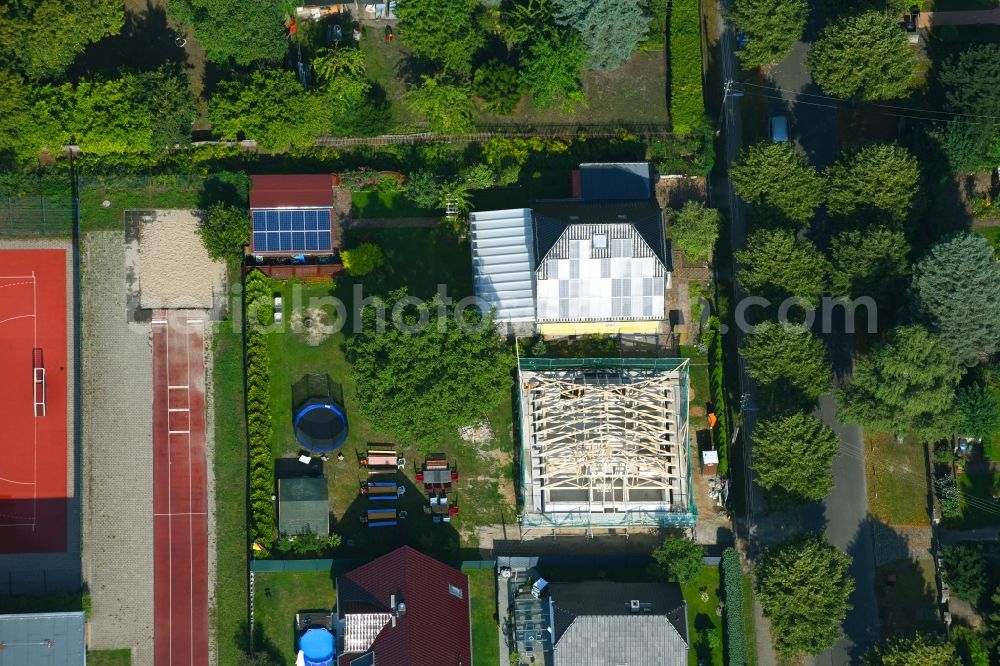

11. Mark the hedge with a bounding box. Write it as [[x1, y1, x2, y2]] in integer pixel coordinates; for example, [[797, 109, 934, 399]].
[[244, 270, 276, 546], [721, 548, 749, 666], [668, 0, 707, 135], [704, 315, 730, 476]]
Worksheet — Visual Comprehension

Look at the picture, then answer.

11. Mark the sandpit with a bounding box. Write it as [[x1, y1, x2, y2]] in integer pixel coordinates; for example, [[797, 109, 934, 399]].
[[129, 210, 227, 310]]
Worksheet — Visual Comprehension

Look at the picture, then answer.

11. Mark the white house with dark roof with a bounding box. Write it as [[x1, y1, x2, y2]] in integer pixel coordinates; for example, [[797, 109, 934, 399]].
[[470, 163, 670, 335]]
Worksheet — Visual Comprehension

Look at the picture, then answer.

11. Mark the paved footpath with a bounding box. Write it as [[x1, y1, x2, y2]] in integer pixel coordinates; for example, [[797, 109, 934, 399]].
[[919, 9, 1000, 28], [81, 231, 155, 664]]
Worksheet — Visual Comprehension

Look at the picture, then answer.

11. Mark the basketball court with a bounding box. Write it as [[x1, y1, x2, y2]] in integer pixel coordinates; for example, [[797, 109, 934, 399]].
[[0, 249, 69, 554], [152, 311, 209, 665]]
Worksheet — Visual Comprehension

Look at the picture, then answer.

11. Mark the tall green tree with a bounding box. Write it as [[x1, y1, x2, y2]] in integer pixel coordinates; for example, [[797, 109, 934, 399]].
[[807, 11, 915, 100], [757, 533, 853, 659], [198, 205, 249, 264], [653, 536, 703, 585], [829, 226, 909, 304], [730, 0, 808, 69], [347, 288, 514, 443], [912, 231, 1000, 367], [953, 384, 1000, 441], [168, 0, 286, 65], [0, 69, 31, 164], [473, 61, 523, 115], [942, 543, 990, 604], [837, 325, 962, 441], [552, 0, 649, 70], [753, 412, 840, 506], [736, 229, 828, 306], [407, 75, 476, 134], [742, 322, 832, 406], [936, 44, 1000, 173], [209, 69, 327, 150], [397, 0, 484, 74], [131, 67, 197, 152], [0, 0, 123, 80], [864, 632, 958, 666], [730, 142, 824, 224], [520, 28, 588, 112], [825, 144, 920, 222], [670, 201, 720, 262]]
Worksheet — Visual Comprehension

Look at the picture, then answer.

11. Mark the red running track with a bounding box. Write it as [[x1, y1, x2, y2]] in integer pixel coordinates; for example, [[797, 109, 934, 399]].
[[0, 250, 68, 553], [152, 312, 209, 666]]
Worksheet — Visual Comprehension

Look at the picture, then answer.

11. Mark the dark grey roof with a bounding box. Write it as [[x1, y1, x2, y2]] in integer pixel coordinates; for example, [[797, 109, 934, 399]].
[[579, 163, 653, 201], [0, 611, 85, 666], [278, 476, 330, 537], [531, 200, 668, 269], [548, 582, 688, 666]]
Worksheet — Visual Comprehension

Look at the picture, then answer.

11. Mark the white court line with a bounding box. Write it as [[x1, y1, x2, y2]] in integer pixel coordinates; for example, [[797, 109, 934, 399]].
[[0, 313, 34, 327], [0, 475, 34, 485], [185, 318, 194, 665], [168, 408, 190, 412], [0, 280, 36, 290], [154, 512, 207, 517], [0, 522, 35, 528], [164, 320, 173, 666], [0, 274, 38, 279], [168, 430, 190, 435], [168, 385, 189, 390]]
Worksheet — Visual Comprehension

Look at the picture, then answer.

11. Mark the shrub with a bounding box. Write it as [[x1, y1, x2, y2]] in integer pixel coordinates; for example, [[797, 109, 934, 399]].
[[461, 163, 496, 189], [669, 0, 706, 134], [405, 170, 442, 208], [472, 60, 522, 115], [942, 543, 989, 604], [937, 473, 961, 519], [670, 201, 720, 262], [341, 243, 385, 277], [721, 548, 748, 666], [653, 536, 703, 584]]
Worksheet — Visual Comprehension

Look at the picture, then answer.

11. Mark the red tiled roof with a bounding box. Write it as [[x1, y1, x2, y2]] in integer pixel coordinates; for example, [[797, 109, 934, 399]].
[[250, 174, 335, 208], [336, 546, 472, 666]]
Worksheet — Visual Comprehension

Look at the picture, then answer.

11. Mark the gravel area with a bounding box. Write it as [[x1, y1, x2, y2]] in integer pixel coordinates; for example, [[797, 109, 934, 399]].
[[127, 209, 226, 310], [80, 231, 155, 662], [0, 239, 80, 594]]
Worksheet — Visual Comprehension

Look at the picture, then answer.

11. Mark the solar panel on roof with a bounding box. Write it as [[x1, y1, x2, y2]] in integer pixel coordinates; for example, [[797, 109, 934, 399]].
[[251, 209, 333, 253]]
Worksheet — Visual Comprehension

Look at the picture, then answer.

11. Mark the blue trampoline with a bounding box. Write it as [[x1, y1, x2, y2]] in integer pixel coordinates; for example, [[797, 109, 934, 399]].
[[299, 627, 335, 666], [294, 398, 348, 453]]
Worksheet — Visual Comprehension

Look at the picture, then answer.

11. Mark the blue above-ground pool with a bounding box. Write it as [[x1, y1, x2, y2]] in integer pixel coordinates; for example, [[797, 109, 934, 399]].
[[294, 398, 348, 452], [299, 627, 335, 666]]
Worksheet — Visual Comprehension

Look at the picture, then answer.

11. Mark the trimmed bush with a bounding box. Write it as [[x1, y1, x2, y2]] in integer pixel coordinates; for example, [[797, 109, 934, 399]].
[[721, 548, 748, 665], [244, 269, 275, 546], [668, 0, 706, 134], [704, 316, 730, 476]]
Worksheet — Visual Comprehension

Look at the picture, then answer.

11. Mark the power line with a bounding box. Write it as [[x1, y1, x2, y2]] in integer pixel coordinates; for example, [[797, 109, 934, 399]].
[[731, 84, 1000, 127], [735, 80, 1000, 122]]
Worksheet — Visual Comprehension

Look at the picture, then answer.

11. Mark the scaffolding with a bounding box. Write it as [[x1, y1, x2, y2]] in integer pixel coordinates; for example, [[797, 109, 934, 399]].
[[518, 357, 696, 536]]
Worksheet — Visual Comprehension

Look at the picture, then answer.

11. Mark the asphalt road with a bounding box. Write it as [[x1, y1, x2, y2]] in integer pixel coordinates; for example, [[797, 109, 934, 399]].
[[716, 2, 881, 663]]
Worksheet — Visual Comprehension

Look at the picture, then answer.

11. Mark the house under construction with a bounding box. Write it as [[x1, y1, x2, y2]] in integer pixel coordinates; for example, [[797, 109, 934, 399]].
[[517, 357, 696, 535]]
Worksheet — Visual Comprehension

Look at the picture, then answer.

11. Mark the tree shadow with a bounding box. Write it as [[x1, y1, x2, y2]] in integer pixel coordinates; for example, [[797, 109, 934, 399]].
[[198, 171, 252, 209], [867, 517, 939, 639], [68, 1, 187, 79]]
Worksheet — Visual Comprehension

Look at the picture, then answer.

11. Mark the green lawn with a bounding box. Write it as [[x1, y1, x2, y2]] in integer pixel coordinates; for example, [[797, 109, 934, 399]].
[[741, 575, 758, 666], [467, 569, 500, 666], [976, 226, 1000, 257], [866, 432, 931, 526], [680, 346, 711, 433], [350, 190, 436, 218], [253, 572, 336, 665], [0, 591, 89, 617], [263, 227, 513, 560], [956, 472, 1000, 528], [681, 565, 724, 666], [79, 178, 202, 232], [874, 558, 938, 636], [983, 384, 1000, 461], [213, 308, 251, 664], [86, 649, 131, 666]]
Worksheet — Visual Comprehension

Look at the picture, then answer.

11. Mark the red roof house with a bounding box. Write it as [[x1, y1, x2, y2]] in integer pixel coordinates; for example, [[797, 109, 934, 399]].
[[335, 546, 473, 666]]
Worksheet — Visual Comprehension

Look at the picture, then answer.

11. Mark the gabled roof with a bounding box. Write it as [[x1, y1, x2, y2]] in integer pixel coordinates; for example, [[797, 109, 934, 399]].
[[0, 612, 86, 666], [531, 200, 669, 269], [250, 174, 336, 208], [336, 546, 472, 666], [579, 162, 653, 201], [549, 581, 688, 666]]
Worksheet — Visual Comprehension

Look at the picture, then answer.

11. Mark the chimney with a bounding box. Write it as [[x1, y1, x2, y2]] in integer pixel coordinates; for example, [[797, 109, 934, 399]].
[[391, 594, 396, 627], [629, 599, 641, 612]]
